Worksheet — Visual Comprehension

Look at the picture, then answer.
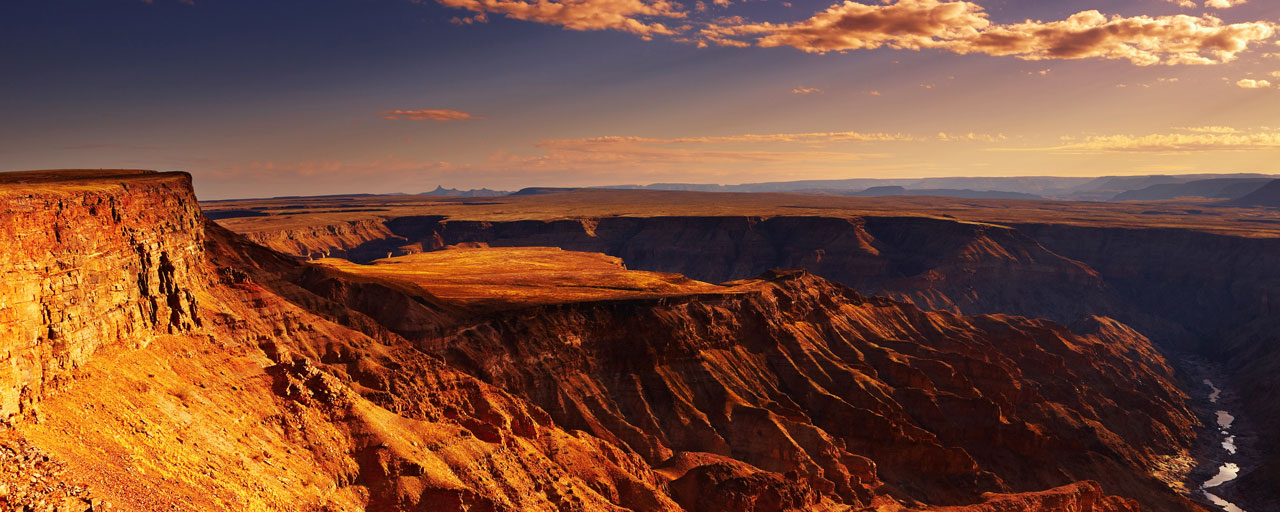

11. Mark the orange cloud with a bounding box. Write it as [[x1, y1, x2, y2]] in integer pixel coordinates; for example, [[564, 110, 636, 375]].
[[506, 131, 914, 174], [432, 0, 686, 36], [1176, 126, 1242, 133], [539, 131, 917, 145], [699, 1, 1275, 66], [957, 11, 1273, 65], [791, 86, 823, 94], [703, 0, 989, 53], [937, 132, 1006, 142], [380, 109, 481, 121], [1163, 0, 1247, 7], [1042, 129, 1280, 153], [1236, 78, 1274, 89]]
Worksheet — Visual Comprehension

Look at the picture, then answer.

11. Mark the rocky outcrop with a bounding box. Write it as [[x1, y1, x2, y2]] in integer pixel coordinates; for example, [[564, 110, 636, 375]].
[[926, 481, 1140, 512], [0, 172, 204, 421], [238, 216, 397, 259], [0, 433, 109, 512], [304, 261, 1202, 510]]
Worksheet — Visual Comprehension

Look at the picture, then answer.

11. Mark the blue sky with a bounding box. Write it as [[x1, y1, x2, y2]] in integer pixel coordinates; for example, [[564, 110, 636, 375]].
[[2, 0, 1279, 198]]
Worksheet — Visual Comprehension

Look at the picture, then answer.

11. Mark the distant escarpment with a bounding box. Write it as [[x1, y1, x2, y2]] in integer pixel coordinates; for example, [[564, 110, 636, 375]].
[[1227, 179, 1280, 208], [241, 215, 1139, 329]]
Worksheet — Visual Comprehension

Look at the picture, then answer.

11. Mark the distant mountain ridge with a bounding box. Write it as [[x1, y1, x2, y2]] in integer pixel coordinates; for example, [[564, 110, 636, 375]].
[[1229, 179, 1280, 207], [597, 173, 1280, 201], [1111, 178, 1273, 201], [420, 185, 510, 197], [842, 185, 1045, 200]]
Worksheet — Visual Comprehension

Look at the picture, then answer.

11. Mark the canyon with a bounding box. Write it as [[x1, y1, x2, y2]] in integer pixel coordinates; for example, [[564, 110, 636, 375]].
[[3, 171, 1279, 511], [209, 188, 1280, 510]]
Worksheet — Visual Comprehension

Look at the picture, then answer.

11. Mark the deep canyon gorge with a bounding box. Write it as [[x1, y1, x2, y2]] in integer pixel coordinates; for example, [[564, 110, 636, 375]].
[[3, 170, 1280, 511]]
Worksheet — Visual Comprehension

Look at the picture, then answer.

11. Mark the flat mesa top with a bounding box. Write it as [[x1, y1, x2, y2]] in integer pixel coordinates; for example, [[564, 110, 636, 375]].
[[207, 188, 1280, 238], [0, 170, 193, 198], [314, 246, 732, 308], [0, 169, 159, 184]]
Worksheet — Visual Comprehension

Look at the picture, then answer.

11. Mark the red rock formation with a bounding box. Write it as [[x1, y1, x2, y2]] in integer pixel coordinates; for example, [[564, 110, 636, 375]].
[[1, 172, 683, 511], [214, 191, 1280, 511], [0, 171, 205, 420], [0, 171, 1215, 511], [926, 481, 1141, 512], [309, 260, 1203, 510]]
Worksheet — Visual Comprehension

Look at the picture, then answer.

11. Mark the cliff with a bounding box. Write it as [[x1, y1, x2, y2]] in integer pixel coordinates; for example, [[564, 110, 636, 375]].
[[1, 172, 681, 511], [0, 171, 205, 421], [1012, 223, 1280, 509]]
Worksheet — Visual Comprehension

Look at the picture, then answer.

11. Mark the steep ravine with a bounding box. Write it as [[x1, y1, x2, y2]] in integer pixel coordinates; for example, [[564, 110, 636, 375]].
[[1013, 224, 1280, 511], [227, 212, 1280, 510], [1175, 358, 1256, 512], [1, 171, 1199, 511], [304, 263, 1205, 511]]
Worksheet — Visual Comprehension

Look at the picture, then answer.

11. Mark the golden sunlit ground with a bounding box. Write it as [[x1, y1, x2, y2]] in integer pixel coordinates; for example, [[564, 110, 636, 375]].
[[314, 247, 730, 308]]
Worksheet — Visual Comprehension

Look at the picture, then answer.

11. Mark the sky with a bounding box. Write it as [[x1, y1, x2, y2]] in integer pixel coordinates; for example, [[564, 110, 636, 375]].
[[1, 0, 1279, 199]]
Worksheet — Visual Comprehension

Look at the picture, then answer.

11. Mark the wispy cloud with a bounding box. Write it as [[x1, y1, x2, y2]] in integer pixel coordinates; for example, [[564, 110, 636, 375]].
[[1163, 0, 1247, 8], [1175, 126, 1242, 134], [937, 132, 1006, 142], [1204, 0, 1248, 8], [1236, 78, 1274, 89], [63, 143, 162, 151], [539, 131, 917, 145], [380, 109, 481, 121], [792, 86, 823, 94], [1040, 129, 1280, 153], [495, 137, 890, 174]]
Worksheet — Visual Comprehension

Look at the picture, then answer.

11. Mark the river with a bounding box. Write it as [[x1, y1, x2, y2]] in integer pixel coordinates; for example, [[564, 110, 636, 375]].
[[1200, 378, 1245, 512]]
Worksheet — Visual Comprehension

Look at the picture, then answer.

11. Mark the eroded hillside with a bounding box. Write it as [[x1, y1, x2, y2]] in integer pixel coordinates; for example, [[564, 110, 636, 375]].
[[207, 188, 1280, 511], [0, 172, 1226, 511]]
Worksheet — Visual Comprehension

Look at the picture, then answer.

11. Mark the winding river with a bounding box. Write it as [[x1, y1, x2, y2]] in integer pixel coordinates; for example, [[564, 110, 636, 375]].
[[1200, 379, 1244, 512]]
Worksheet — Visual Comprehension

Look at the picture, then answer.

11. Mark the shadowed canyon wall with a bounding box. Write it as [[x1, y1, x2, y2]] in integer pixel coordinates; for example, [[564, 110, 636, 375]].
[[1013, 223, 1280, 510], [246, 215, 1139, 328]]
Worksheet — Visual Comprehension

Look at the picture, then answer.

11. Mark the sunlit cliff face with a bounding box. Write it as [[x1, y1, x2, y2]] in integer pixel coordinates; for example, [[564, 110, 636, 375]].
[[2, 0, 1280, 198]]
